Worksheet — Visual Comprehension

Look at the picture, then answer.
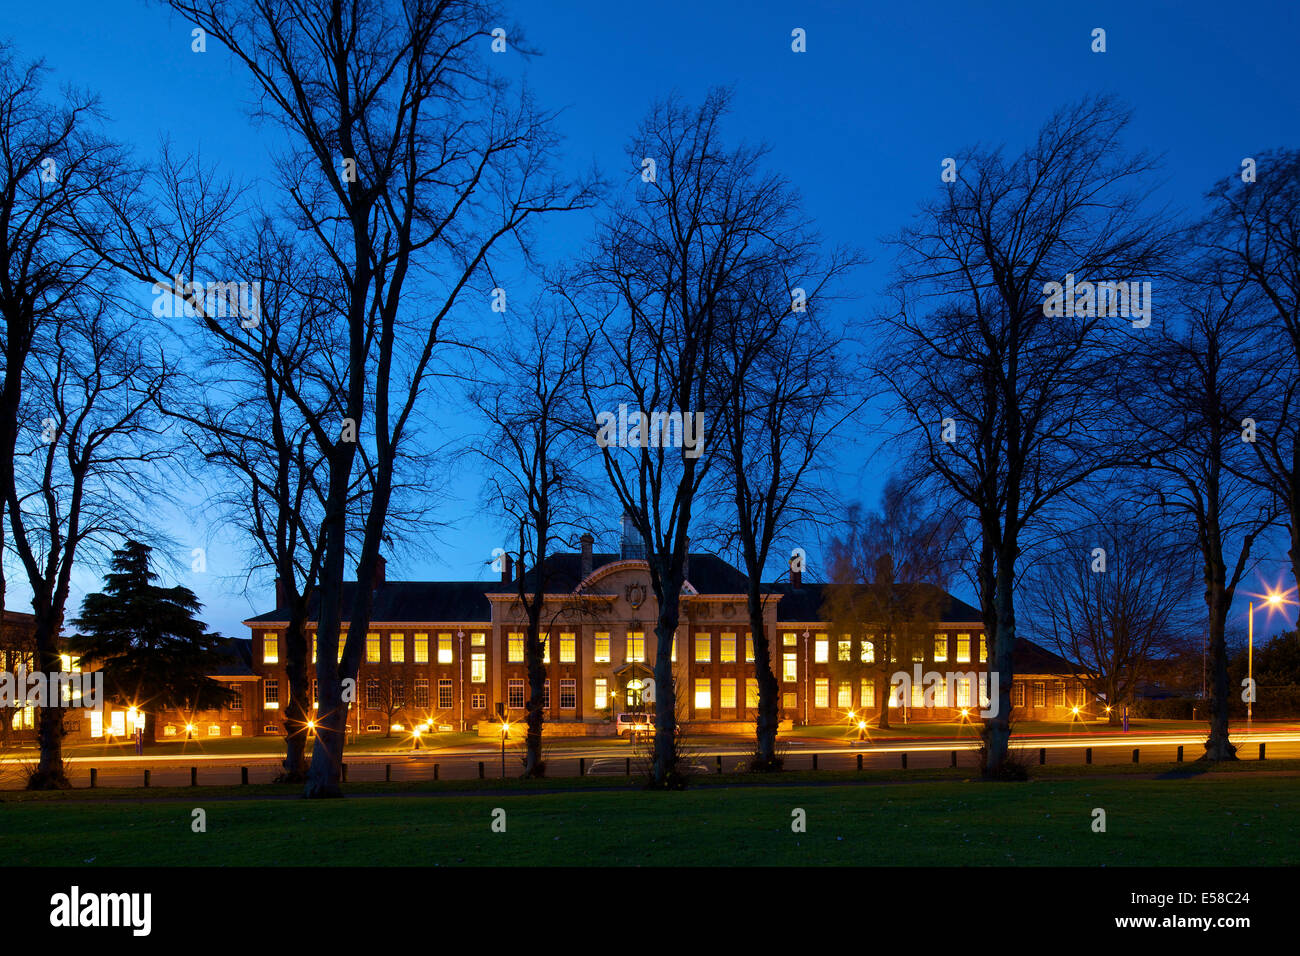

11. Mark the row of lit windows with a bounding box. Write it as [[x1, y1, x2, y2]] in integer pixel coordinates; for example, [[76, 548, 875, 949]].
[[505, 678, 579, 710], [796, 632, 987, 664], [261, 631, 488, 668], [504, 631, 762, 665]]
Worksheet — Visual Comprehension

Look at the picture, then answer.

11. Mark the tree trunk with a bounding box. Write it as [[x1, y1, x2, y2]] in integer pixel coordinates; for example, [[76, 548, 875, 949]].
[[1202, 588, 1237, 761], [524, 617, 546, 777], [650, 599, 681, 787], [279, 612, 311, 782], [28, 610, 69, 789], [981, 554, 1016, 778], [746, 585, 780, 770]]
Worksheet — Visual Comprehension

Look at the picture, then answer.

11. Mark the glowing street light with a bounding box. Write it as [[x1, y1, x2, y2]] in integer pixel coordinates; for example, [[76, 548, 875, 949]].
[[1248, 588, 1297, 731]]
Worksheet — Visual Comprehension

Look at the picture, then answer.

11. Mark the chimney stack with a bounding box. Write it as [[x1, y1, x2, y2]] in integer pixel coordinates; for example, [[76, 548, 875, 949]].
[[501, 552, 513, 584], [580, 533, 594, 578], [371, 555, 386, 591]]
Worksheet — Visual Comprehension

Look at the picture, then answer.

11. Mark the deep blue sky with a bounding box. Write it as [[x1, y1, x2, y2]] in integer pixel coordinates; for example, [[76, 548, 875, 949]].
[[3, 0, 1298, 640]]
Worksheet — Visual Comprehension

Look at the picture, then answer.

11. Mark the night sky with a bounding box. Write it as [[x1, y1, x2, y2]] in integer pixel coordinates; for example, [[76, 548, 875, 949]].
[[3, 0, 1297, 640]]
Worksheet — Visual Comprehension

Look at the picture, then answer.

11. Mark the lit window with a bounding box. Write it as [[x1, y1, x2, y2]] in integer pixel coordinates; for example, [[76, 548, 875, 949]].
[[888, 680, 903, 708], [694, 678, 711, 710], [745, 634, 755, 662], [595, 677, 608, 709], [392, 678, 405, 707], [544, 680, 551, 709], [783, 653, 797, 683], [231, 724, 242, 736], [932, 677, 948, 708], [437, 633, 452, 664], [366, 679, 381, 708], [366, 633, 380, 663], [560, 633, 576, 663], [783, 691, 797, 711], [861, 638, 874, 663], [979, 634, 987, 662], [695, 633, 711, 663], [263, 634, 278, 663], [560, 679, 576, 710], [934, 634, 947, 662], [163, 724, 177, 737], [814, 635, 828, 662], [720, 679, 737, 710], [508, 632, 524, 663], [1033, 682, 1046, 707], [414, 679, 430, 708], [471, 632, 485, 646], [541, 633, 550, 664], [958, 677, 973, 708], [626, 632, 644, 663], [508, 679, 525, 710], [311, 634, 317, 662], [720, 632, 736, 663], [264, 679, 279, 709], [414, 633, 429, 663], [594, 632, 610, 663], [1053, 682, 1065, 707], [837, 637, 852, 662], [746, 678, 758, 709], [956, 633, 971, 663], [910, 682, 923, 708], [671, 634, 677, 662], [226, 684, 243, 711], [439, 679, 453, 710], [837, 681, 851, 708], [861, 679, 875, 708], [1012, 682, 1025, 707], [471, 652, 485, 683], [783, 632, 797, 646], [814, 678, 829, 708], [338, 632, 346, 663], [208, 724, 221, 737], [390, 633, 405, 663], [471, 692, 486, 710]]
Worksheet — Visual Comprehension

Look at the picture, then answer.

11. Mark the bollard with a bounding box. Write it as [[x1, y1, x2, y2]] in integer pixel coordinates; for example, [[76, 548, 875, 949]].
[[434, 763, 440, 780], [1085, 748, 1092, 765], [191, 767, 198, 787], [716, 755, 722, 774], [1132, 748, 1139, 764], [342, 763, 348, 782], [950, 750, 957, 768], [1039, 748, 1046, 765], [901, 752, 908, 770], [625, 757, 631, 776], [579, 757, 585, 777], [857, 754, 863, 771], [90, 768, 97, 788], [241, 766, 249, 785], [1177, 745, 1183, 762], [385, 764, 391, 782], [143, 769, 150, 787], [1259, 742, 1266, 760], [812, 753, 818, 770], [478, 761, 484, 779]]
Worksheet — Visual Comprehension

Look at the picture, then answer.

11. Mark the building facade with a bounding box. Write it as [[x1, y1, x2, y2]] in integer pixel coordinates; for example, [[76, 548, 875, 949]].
[[239, 531, 1093, 739]]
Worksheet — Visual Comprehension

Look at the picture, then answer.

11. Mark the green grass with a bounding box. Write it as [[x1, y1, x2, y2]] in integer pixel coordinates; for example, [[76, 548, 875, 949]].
[[3, 765, 1297, 866]]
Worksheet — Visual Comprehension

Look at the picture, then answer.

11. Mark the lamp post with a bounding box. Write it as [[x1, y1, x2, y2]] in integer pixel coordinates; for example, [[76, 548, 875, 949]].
[[802, 629, 810, 726], [500, 721, 509, 778], [457, 628, 465, 732], [1247, 589, 1295, 731]]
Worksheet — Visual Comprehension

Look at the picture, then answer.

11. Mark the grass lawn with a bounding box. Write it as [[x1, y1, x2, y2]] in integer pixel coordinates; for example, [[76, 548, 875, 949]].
[[3, 770, 1296, 866], [13, 731, 488, 760]]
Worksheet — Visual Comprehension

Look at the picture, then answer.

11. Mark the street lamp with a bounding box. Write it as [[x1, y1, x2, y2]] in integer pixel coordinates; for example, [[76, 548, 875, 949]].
[[802, 628, 810, 726], [1247, 589, 1295, 731], [457, 629, 465, 732]]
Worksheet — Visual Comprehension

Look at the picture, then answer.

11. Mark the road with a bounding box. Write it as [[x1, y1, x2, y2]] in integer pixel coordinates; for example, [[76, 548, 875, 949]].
[[6, 727, 1299, 789]]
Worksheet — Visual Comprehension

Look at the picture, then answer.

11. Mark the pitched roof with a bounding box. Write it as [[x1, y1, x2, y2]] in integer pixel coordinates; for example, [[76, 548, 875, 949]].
[[206, 636, 256, 677], [497, 551, 752, 595], [1011, 637, 1076, 676], [772, 581, 983, 624], [244, 580, 496, 625]]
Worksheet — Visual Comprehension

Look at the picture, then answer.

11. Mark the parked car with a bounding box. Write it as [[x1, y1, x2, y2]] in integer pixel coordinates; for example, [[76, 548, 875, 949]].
[[616, 712, 653, 736]]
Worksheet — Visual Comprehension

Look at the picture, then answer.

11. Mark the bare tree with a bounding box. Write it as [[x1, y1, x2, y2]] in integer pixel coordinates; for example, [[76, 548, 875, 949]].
[[1133, 284, 1278, 760], [823, 478, 957, 729], [710, 260, 859, 769], [88, 0, 591, 796], [876, 97, 1174, 776], [1201, 149, 1300, 619], [567, 88, 807, 786], [471, 308, 589, 776], [1024, 501, 1199, 725], [7, 305, 173, 787]]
